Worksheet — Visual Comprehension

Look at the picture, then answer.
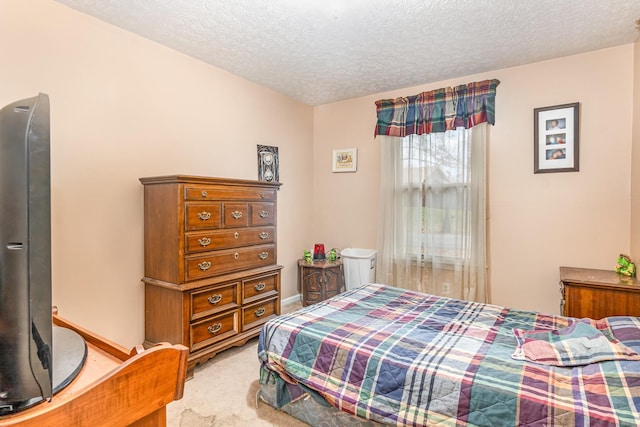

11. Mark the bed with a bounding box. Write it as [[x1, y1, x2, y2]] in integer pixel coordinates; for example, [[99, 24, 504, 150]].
[[257, 283, 640, 426]]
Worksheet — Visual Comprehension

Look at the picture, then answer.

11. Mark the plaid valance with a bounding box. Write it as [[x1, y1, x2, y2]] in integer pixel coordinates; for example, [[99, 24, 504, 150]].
[[374, 79, 500, 137]]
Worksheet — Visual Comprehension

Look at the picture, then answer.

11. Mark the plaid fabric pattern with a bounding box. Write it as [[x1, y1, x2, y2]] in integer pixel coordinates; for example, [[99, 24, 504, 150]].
[[374, 79, 500, 137], [259, 284, 640, 426]]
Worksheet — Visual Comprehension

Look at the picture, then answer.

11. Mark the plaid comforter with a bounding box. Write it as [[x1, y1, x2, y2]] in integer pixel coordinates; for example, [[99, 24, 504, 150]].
[[258, 284, 640, 426]]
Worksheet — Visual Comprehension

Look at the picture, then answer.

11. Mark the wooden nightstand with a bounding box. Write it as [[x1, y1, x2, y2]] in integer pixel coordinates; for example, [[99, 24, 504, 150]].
[[298, 259, 345, 306], [559, 266, 640, 318]]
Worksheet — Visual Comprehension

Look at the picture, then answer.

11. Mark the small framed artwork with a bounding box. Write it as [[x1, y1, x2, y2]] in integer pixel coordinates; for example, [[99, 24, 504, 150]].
[[257, 145, 279, 182], [332, 148, 357, 173], [533, 102, 579, 173]]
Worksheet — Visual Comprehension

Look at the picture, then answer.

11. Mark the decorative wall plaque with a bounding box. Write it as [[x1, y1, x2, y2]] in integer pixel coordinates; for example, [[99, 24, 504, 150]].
[[257, 145, 279, 183]]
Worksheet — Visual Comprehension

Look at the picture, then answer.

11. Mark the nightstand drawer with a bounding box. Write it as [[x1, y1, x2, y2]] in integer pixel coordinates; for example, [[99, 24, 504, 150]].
[[190, 282, 240, 321], [242, 298, 277, 332], [190, 309, 239, 351]]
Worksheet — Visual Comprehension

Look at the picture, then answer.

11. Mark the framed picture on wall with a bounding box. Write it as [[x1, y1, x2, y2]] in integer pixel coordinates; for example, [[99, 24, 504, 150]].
[[533, 102, 580, 174], [332, 148, 358, 173]]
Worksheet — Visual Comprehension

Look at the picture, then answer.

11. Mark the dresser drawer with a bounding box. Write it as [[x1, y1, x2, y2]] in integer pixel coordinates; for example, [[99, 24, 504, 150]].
[[242, 298, 278, 332], [190, 309, 239, 352], [243, 273, 278, 304], [250, 202, 275, 226], [185, 202, 221, 231], [185, 227, 275, 254], [190, 282, 240, 321], [185, 245, 276, 281], [223, 203, 249, 228], [185, 185, 277, 202]]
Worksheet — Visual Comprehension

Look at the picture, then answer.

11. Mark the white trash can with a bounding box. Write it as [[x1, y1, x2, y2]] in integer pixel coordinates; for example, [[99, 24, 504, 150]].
[[341, 248, 376, 290]]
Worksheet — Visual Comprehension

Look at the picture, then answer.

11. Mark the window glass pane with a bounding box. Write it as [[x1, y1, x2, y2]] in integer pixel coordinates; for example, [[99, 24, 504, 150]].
[[400, 129, 471, 260]]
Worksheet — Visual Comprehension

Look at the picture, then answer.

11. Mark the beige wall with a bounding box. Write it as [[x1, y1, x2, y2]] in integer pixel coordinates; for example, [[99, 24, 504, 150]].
[[0, 0, 314, 348], [313, 45, 635, 315], [631, 37, 640, 258]]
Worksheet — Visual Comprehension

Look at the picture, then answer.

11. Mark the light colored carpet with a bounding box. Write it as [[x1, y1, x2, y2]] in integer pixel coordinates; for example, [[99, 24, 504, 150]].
[[166, 302, 308, 427]]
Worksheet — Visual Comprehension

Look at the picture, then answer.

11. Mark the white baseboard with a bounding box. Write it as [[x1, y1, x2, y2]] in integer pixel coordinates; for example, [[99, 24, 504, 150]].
[[281, 293, 301, 306]]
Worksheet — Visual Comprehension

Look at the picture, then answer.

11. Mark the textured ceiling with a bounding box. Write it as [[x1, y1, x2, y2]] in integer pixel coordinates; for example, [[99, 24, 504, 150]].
[[53, 0, 640, 106]]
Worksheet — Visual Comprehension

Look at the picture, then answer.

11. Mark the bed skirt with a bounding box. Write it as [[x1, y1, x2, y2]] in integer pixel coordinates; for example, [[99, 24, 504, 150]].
[[258, 367, 385, 427]]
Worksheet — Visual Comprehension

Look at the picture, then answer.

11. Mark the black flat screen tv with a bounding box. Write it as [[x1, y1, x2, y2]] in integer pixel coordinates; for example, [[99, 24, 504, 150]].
[[0, 93, 86, 415]]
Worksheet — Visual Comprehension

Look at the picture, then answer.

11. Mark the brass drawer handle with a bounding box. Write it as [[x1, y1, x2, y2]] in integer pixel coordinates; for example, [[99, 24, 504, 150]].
[[231, 211, 243, 220], [261, 193, 267, 199], [198, 237, 211, 247], [201, 190, 208, 197], [198, 261, 212, 271], [208, 323, 222, 334], [207, 294, 222, 305], [254, 282, 266, 292], [259, 210, 269, 218], [234, 232, 239, 239], [258, 232, 269, 240], [258, 252, 269, 260], [234, 252, 239, 260], [255, 307, 266, 317], [198, 211, 211, 221]]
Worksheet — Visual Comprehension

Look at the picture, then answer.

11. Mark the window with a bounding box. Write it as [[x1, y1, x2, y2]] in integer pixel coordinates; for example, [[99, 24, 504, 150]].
[[401, 129, 471, 260], [375, 79, 497, 301], [377, 124, 487, 300]]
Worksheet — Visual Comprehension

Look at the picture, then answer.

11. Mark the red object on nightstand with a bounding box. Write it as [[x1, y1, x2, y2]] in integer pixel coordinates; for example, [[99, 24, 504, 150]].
[[313, 244, 325, 260]]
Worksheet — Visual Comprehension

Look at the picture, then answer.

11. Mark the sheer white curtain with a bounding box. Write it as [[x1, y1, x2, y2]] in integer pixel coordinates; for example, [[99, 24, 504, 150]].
[[377, 123, 488, 302]]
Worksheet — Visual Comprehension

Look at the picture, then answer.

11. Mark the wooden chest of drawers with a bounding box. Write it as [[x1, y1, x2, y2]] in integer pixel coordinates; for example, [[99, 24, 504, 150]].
[[140, 175, 282, 376]]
